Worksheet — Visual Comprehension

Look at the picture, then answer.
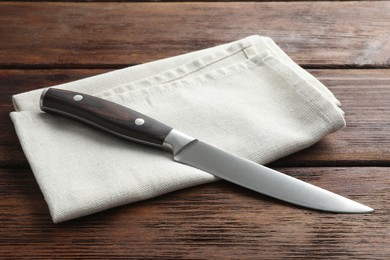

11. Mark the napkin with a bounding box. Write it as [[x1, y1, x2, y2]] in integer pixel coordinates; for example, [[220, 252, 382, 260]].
[[10, 36, 345, 223]]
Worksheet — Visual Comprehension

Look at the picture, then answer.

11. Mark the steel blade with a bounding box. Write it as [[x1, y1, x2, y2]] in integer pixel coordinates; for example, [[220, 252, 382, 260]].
[[174, 140, 373, 213]]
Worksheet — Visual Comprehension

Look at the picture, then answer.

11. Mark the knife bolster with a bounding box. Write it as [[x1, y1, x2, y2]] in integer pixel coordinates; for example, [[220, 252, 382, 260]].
[[40, 88, 174, 147], [162, 129, 196, 155]]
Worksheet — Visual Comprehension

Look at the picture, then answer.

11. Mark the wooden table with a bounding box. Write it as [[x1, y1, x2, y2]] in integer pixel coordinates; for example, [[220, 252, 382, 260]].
[[1, 1, 389, 259]]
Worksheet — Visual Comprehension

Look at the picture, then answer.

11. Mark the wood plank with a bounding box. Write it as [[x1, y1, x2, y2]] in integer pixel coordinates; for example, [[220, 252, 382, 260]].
[[0, 2, 389, 68], [2, 69, 390, 167], [0, 167, 387, 258]]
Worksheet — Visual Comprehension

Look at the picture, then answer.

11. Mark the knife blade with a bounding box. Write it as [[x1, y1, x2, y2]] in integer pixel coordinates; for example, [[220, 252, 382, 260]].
[[40, 88, 373, 213]]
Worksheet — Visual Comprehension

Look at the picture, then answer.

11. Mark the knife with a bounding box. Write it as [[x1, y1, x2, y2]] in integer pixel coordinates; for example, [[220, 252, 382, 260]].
[[40, 88, 373, 213]]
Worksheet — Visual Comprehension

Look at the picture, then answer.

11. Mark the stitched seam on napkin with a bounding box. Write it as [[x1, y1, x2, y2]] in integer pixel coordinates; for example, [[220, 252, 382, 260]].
[[161, 44, 258, 85], [251, 55, 345, 128], [257, 36, 342, 107], [96, 41, 256, 98], [102, 46, 251, 95], [99, 51, 272, 104]]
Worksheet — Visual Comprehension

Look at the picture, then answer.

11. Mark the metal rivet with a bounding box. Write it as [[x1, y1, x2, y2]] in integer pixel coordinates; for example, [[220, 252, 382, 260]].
[[73, 94, 83, 101], [135, 118, 145, 126]]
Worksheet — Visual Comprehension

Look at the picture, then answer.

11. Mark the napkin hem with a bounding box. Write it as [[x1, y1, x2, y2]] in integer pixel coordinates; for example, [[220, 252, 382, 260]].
[[96, 40, 256, 98]]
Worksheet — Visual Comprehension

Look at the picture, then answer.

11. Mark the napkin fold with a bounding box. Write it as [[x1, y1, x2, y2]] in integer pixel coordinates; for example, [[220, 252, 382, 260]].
[[10, 36, 345, 223]]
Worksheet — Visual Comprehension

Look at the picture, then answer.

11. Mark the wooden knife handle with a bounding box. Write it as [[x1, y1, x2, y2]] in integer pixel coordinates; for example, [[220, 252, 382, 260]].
[[40, 88, 173, 147]]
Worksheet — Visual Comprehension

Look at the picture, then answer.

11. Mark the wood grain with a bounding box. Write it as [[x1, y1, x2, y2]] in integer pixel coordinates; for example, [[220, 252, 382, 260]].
[[0, 2, 389, 68], [0, 167, 387, 259], [1, 1, 389, 259], [2, 69, 390, 167]]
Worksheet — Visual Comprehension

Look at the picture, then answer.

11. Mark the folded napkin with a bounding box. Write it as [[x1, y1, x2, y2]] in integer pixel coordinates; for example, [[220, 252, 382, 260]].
[[10, 36, 345, 223]]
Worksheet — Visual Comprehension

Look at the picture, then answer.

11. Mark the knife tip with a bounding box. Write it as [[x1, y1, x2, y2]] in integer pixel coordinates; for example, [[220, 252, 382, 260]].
[[347, 202, 374, 214], [361, 205, 374, 213]]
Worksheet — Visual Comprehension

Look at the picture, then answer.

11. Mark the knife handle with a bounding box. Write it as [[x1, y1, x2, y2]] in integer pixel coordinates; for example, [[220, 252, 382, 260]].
[[40, 88, 174, 147]]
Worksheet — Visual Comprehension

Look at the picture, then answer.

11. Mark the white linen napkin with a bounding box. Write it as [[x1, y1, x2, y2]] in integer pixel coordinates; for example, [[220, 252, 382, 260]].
[[10, 36, 345, 223]]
